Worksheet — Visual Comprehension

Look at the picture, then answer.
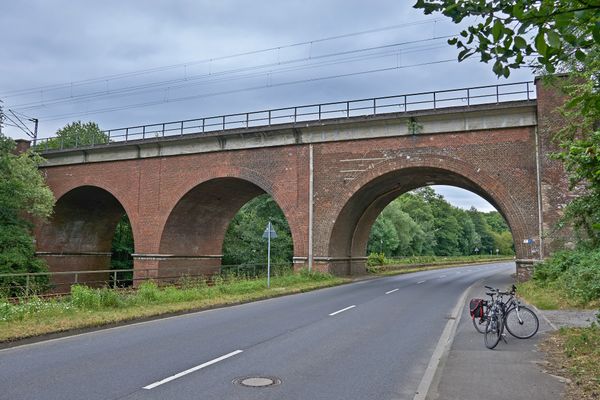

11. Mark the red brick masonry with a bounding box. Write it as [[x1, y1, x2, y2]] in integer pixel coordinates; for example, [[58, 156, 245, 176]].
[[34, 79, 570, 281]]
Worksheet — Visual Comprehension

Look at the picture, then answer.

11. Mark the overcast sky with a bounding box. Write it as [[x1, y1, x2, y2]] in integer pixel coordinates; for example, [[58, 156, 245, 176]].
[[1, 1, 534, 212]]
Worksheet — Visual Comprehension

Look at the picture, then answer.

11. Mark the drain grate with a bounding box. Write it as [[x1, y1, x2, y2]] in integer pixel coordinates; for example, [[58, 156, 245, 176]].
[[233, 376, 282, 388]]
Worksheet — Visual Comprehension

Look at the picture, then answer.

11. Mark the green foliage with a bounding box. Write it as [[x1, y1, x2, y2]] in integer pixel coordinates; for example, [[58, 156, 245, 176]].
[[70, 285, 124, 309], [533, 248, 600, 303], [0, 297, 72, 322], [136, 281, 160, 303], [367, 252, 389, 267], [367, 187, 513, 258], [0, 134, 54, 219], [551, 64, 600, 246], [413, 0, 600, 76], [484, 211, 510, 233], [0, 134, 55, 296], [0, 271, 341, 323], [367, 217, 400, 255], [222, 194, 293, 267], [110, 214, 134, 286], [41, 121, 109, 150]]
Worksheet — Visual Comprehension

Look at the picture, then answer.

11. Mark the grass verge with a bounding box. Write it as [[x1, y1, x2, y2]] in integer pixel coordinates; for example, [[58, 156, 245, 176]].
[[517, 281, 600, 310], [368, 257, 513, 276], [541, 324, 600, 400], [0, 270, 347, 343]]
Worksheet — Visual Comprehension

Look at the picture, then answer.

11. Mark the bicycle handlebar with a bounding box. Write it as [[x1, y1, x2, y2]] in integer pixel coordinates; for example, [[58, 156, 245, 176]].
[[484, 285, 516, 295]]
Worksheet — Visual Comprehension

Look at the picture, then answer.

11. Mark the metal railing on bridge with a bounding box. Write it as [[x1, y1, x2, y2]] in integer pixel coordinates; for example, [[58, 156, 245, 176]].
[[34, 81, 535, 152]]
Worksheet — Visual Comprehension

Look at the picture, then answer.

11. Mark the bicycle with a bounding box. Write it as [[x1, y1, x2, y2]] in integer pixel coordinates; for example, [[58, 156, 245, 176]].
[[484, 292, 505, 349], [471, 285, 539, 341]]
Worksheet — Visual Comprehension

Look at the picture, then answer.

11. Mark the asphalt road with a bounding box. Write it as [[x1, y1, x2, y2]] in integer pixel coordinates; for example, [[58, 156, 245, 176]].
[[0, 262, 515, 400]]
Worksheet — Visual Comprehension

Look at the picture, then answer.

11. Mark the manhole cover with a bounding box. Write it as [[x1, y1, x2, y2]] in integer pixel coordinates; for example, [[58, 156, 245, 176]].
[[233, 376, 282, 388]]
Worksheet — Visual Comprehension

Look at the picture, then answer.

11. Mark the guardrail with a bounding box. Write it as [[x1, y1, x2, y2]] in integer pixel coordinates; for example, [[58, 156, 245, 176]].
[[34, 81, 535, 151], [0, 263, 292, 300]]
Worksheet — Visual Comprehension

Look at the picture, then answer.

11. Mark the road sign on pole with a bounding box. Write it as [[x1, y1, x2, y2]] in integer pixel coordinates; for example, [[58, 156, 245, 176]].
[[263, 221, 277, 288]]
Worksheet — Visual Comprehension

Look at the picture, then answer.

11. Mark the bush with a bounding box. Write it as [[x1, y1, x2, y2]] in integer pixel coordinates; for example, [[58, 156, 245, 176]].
[[367, 252, 388, 267], [533, 250, 583, 284], [533, 248, 600, 303], [560, 252, 600, 302]]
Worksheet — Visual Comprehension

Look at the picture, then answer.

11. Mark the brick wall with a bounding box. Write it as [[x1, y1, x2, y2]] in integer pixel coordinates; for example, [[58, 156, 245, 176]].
[[37, 86, 573, 281], [535, 77, 577, 255]]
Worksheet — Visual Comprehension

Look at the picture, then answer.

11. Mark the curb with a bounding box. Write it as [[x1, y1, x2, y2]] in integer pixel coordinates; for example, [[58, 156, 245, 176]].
[[529, 304, 558, 331], [413, 278, 483, 400]]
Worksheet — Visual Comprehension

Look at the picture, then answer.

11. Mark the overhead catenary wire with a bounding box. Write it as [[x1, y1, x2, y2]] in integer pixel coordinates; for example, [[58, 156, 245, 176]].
[[11, 38, 452, 111], [0, 18, 441, 98], [36, 58, 459, 122]]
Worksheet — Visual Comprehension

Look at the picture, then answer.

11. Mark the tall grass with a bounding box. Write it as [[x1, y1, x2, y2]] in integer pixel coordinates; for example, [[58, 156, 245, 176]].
[[0, 269, 338, 324]]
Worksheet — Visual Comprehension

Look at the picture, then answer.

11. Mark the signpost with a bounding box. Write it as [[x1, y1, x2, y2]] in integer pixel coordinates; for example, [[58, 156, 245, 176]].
[[262, 221, 277, 288]]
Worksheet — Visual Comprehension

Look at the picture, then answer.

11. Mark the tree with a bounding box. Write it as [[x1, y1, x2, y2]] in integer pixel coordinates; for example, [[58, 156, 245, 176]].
[[367, 217, 400, 256], [371, 200, 424, 256], [110, 215, 134, 286], [413, 0, 600, 76], [467, 207, 496, 254], [41, 121, 109, 150], [0, 133, 55, 296], [397, 190, 437, 255], [367, 188, 514, 258], [222, 194, 293, 271], [414, 0, 600, 246], [552, 59, 600, 246], [484, 211, 510, 233], [457, 213, 481, 255]]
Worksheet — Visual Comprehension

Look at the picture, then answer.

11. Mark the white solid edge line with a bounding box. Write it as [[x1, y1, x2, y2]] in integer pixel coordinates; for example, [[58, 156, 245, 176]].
[[143, 350, 243, 390], [530, 304, 558, 331], [385, 289, 399, 295], [412, 279, 481, 400], [328, 305, 356, 316], [417, 280, 426, 284]]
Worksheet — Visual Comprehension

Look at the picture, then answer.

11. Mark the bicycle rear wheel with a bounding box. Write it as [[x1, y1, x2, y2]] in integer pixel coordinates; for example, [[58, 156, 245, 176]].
[[484, 315, 502, 349], [472, 316, 487, 334], [505, 306, 539, 339]]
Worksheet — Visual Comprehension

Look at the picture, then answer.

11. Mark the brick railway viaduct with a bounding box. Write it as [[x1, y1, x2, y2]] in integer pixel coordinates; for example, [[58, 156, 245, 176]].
[[30, 78, 571, 281]]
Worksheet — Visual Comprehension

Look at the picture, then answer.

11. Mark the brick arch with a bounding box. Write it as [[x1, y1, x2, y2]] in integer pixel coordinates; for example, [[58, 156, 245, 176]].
[[152, 164, 304, 257], [323, 155, 534, 274], [36, 185, 134, 288], [154, 175, 297, 277], [43, 175, 138, 224]]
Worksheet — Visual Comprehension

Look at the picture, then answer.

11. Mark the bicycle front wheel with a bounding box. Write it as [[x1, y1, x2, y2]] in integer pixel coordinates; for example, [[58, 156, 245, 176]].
[[505, 306, 539, 339], [484, 315, 502, 349]]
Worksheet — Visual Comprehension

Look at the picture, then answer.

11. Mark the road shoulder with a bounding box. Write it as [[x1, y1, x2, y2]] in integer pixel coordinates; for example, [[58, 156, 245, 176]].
[[425, 270, 565, 400]]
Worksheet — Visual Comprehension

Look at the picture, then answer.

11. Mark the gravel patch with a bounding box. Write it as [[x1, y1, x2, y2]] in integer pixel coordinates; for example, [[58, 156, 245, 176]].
[[541, 310, 599, 328]]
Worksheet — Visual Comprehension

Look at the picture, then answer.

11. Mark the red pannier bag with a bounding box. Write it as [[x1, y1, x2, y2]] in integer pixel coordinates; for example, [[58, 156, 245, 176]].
[[469, 298, 486, 319]]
